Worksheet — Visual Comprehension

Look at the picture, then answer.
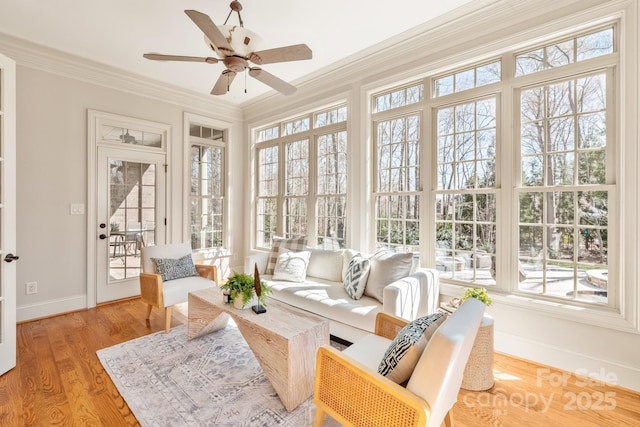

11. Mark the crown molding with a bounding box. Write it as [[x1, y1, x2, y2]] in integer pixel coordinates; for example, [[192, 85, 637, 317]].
[[242, 0, 627, 119], [0, 32, 242, 121]]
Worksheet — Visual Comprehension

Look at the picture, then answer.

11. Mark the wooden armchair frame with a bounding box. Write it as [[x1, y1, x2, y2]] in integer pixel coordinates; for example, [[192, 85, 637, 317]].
[[139, 263, 217, 333]]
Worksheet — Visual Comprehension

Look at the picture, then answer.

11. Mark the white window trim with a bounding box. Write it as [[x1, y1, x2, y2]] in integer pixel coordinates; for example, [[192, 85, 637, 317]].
[[364, 10, 639, 333], [183, 112, 232, 252]]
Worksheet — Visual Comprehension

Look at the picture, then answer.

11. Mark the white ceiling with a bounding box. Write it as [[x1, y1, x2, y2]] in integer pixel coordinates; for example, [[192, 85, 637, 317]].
[[0, 0, 479, 104]]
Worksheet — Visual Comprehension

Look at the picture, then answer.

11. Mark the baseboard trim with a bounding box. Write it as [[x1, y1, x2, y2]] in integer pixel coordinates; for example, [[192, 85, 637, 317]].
[[495, 330, 640, 392], [17, 295, 87, 323]]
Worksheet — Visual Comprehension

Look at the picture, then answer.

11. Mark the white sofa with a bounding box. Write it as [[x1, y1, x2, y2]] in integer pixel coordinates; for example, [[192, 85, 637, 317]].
[[246, 248, 439, 343]]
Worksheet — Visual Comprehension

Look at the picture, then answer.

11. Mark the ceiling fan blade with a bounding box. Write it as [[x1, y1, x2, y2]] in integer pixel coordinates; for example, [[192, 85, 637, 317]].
[[211, 70, 237, 95], [143, 53, 219, 64], [249, 68, 296, 95], [184, 10, 234, 54], [249, 44, 312, 65]]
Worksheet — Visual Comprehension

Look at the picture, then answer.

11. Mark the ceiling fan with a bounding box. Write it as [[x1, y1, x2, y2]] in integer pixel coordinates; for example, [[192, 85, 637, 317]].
[[143, 1, 312, 96]]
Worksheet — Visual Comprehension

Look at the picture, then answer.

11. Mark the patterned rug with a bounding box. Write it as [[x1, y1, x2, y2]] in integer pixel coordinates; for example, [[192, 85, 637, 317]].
[[97, 323, 342, 427]]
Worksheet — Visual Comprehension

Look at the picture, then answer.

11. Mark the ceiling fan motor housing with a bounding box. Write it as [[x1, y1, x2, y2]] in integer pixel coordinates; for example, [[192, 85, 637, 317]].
[[224, 56, 248, 72]]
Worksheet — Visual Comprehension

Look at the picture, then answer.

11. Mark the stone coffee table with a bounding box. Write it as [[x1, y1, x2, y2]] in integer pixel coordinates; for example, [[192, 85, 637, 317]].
[[187, 286, 330, 412]]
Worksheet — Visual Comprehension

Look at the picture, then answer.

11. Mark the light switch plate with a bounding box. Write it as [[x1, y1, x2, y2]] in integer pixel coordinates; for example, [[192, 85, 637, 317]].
[[70, 203, 85, 215]]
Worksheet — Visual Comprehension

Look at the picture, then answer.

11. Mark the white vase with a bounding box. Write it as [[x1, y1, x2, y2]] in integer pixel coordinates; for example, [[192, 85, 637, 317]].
[[233, 294, 258, 309], [233, 295, 245, 309]]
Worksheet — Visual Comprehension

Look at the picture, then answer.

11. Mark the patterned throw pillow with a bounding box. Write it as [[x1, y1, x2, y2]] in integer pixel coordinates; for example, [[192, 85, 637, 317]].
[[378, 312, 446, 384], [265, 236, 307, 275], [343, 253, 371, 300], [151, 254, 198, 282]]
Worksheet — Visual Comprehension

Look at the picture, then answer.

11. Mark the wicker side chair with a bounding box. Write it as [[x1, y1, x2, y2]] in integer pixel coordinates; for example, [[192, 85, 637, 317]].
[[139, 243, 218, 332], [313, 298, 485, 427]]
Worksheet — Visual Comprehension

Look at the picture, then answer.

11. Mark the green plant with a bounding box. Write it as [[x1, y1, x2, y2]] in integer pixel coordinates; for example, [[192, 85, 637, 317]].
[[220, 272, 272, 308], [461, 287, 492, 306]]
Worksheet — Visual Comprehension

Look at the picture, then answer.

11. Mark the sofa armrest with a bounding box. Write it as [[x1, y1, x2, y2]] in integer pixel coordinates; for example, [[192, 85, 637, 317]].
[[195, 264, 218, 283], [382, 268, 439, 321], [139, 272, 164, 308], [245, 252, 269, 274]]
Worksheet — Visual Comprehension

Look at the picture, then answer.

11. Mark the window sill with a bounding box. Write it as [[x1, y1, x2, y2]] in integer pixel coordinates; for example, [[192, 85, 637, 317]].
[[439, 282, 638, 334]]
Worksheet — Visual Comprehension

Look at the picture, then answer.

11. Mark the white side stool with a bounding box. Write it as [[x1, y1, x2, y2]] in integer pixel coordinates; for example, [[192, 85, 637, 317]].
[[461, 314, 494, 391]]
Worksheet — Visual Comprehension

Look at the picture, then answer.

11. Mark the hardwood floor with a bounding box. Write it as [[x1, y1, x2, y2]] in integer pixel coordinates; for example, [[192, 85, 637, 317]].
[[1, 297, 638, 426]]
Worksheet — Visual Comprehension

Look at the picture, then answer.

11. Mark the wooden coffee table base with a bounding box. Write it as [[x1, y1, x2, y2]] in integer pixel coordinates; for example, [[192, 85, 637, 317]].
[[188, 287, 330, 412]]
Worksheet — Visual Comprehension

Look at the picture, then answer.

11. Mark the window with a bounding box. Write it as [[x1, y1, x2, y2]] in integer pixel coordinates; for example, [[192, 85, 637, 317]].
[[434, 61, 501, 97], [255, 104, 348, 249], [374, 110, 422, 253], [370, 24, 617, 308], [518, 72, 609, 303], [435, 97, 497, 283], [189, 123, 226, 250]]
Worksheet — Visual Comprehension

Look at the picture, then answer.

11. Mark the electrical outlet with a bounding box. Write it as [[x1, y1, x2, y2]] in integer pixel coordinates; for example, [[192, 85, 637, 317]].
[[26, 281, 37, 295]]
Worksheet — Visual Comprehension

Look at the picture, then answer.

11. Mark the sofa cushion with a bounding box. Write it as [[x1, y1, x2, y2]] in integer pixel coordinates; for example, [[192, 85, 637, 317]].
[[265, 236, 307, 274], [265, 276, 381, 334], [365, 249, 414, 303], [272, 247, 311, 282], [151, 254, 198, 282], [306, 249, 345, 282], [377, 312, 446, 384], [343, 253, 371, 300]]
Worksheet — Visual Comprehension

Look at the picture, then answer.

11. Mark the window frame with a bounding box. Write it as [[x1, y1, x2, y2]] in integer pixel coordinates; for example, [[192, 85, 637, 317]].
[[253, 103, 348, 250], [368, 20, 627, 328], [184, 113, 230, 252]]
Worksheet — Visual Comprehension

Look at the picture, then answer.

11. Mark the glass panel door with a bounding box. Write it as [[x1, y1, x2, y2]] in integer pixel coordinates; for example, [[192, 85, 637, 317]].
[[97, 148, 165, 303]]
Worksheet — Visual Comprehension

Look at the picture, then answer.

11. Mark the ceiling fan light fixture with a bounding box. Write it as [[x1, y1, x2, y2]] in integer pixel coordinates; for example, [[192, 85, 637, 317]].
[[205, 25, 262, 58]]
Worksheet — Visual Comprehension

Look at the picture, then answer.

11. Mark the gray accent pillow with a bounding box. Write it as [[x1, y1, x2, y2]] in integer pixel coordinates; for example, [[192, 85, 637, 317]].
[[151, 254, 198, 282], [378, 312, 446, 384], [343, 253, 371, 300], [265, 236, 307, 275]]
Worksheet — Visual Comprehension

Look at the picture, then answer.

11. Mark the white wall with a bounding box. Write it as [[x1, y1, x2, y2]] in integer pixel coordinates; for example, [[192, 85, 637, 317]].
[[243, 0, 640, 392]]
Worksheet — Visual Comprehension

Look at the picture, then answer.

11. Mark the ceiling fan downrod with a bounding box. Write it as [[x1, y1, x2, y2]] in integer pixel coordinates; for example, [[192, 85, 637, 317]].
[[224, 1, 244, 27]]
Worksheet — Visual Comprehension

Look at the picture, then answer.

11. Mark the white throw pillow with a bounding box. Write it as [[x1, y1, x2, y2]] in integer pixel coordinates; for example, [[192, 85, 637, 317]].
[[272, 247, 311, 282], [343, 253, 371, 300], [306, 249, 345, 282], [364, 249, 414, 303], [378, 312, 446, 384], [265, 236, 307, 275]]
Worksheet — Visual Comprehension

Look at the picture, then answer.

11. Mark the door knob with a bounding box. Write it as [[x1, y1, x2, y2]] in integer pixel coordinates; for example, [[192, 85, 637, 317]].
[[4, 253, 19, 262], [99, 234, 108, 240]]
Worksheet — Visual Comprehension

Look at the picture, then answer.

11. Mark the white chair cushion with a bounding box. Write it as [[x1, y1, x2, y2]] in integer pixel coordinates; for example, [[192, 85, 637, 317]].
[[407, 298, 484, 427], [343, 334, 392, 371], [141, 243, 193, 274], [162, 276, 216, 307]]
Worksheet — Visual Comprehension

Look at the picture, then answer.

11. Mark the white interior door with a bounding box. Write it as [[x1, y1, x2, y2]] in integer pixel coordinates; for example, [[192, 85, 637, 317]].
[[96, 147, 166, 303], [0, 53, 17, 376]]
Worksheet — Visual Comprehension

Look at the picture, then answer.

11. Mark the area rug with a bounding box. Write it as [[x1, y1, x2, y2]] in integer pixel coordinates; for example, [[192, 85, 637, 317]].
[[97, 323, 341, 426]]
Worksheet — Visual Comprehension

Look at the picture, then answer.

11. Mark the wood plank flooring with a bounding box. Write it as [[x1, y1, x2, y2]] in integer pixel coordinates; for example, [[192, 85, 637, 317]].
[[1, 297, 638, 426]]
